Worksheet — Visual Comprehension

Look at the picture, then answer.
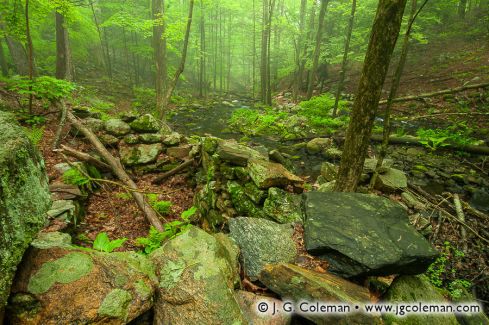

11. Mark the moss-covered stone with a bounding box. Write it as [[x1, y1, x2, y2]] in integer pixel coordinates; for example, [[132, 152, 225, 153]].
[[263, 187, 302, 223], [243, 182, 267, 204], [150, 226, 246, 324], [27, 253, 94, 294], [382, 275, 459, 325], [120, 143, 163, 166], [129, 114, 161, 133], [98, 288, 132, 320], [139, 133, 164, 144], [247, 158, 303, 189], [227, 181, 264, 218], [105, 119, 131, 136], [0, 111, 51, 309]]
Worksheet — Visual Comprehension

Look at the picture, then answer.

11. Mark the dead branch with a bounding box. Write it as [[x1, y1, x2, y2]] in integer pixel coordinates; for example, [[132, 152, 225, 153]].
[[153, 159, 195, 184], [67, 111, 165, 231], [52, 100, 68, 149], [397, 112, 489, 121], [453, 194, 468, 252], [379, 82, 489, 105], [55, 145, 111, 172]]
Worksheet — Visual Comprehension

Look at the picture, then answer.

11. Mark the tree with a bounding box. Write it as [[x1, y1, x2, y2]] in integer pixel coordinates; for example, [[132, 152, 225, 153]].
[[25, 0, 34, 113], [55, 11, 73, 81], [334, 0, 408, 192], [332, 0, 356, 117], [306, 0, 328, 100], [160, 0, 194, 114], [293, 0, 307, 100], [0, 39, 9, 76], [458, 0, 467, 18], [152, 0, 167, 117], [369, 0, 428, 189]]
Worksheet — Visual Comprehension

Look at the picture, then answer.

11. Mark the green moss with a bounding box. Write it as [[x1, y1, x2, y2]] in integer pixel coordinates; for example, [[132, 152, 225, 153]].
[[0, 111, 51, 307], [129, 114, 160, 133], [27, 253, 93, 294], [98, 288, 132, 320], [134, 280, 152, 300], [159, 259, 186, 289]]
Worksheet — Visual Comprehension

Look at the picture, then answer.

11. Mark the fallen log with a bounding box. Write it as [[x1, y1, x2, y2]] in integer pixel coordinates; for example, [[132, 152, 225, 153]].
[[56, 145, 111, 172], [67, 111, 165, 231], [153, 159, 194, 184], [379, 82, 489, 105], [369, 134, 489, 155], [52, 100, 68, 149]]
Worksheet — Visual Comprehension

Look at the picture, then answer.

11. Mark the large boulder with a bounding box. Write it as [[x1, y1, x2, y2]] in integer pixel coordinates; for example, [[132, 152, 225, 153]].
[[248, 159, 303, 190], [263, 188, 303, 224], [0, 112, 51, 316], [150, 226, 247, 324], [120, 143, 163, 166], [382, 275, 459, 325], [129, 114, 161, 133], [105, 119, 131, 136], [229, 218, 296, 280], [303, 192, 438, 277], [7, 232, 156, 324], [259, 264, 380, 324]]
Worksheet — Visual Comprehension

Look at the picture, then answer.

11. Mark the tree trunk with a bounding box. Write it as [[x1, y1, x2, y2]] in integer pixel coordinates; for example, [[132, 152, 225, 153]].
[[370, 0, 427, 189], [160, 0, 194, 112], [55, 12, 73, 81], [293, 0, 307, 100], [458, 0, 467, 18], [0, 39, 8, 76], [260, 0, 268, 104], [4, 36, 29, 75], [199, 0, 205, 97], [332, 0, 356, 117], [334, 0, 408, 192], [89, 0, 110, 77], [153, 0, 166, 117], [25, 0, 34, 114], [306, 0, 328, 100], [252, 0, 257, 101]]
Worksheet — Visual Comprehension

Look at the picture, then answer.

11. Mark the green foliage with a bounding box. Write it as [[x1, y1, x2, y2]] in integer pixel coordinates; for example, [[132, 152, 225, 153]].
[[62, 165, 100, 193], [417, 124, 477, 151], [135, 206, 196, 254], [426, 241, 471, 299], [4, 76, 75, 104], [146, 194, 173, 215], [133, 87, 156, 113], [228, 94, 348, 140], [22, 126, 44, 146], [92, 232, 127, 252]]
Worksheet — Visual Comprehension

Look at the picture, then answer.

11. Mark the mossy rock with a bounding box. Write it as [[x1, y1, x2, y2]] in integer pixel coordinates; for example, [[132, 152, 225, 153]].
[[263, 187, 303, 224], [105, 119, 131, 136], [0, 111, 51, 310], [150, 226, 246, 324], [129, 114, 161, 133], [7, 232, 156, 324], [227, 181, 264, 218], [120, 143, 163, 166]]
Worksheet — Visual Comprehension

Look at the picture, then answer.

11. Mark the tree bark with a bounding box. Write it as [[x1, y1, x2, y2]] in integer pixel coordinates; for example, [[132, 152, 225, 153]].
[[370, 0, 426, 189], [66, 111, 165, 231], [4, 36, 29, 75], [458, 0, 467, 18], [0, 38, 8, 76], [25, 0, 34, 114], [332, 0, 356, 117], [153, 0, 167, 117], [334, 0, 408, 192], [160, 0, 194, 113], [293, 0, 307, 100], [55, 12, 73, 81], [306, 0, 328, 100], [89, 0, 110, 77]]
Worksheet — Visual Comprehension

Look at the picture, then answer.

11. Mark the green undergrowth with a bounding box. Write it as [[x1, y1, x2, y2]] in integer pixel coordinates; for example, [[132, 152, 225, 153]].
[[228, 93, 349, 140]]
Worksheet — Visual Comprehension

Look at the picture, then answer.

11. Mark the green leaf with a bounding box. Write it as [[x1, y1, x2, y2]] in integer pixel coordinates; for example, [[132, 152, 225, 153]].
[[181, 206, 197, 220], [93, 232, 110, 251]]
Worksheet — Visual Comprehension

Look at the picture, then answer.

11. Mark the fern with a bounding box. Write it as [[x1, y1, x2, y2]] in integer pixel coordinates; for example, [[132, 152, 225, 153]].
[[62, 166, 99, 193], [23, 126, 44, 146], [93, 232, 127, 252], [146, 194, 173, 215]]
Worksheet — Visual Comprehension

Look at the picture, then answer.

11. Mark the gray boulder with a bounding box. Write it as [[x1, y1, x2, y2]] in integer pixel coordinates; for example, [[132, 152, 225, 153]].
[[0, 112, 51, 315], [229, 217, 296, 280], [105, 119, 131, 136], [120, 143, 163, 166], [303, 192, 438, 277], [306, 138, 332, 154], [363, 158, 393, 174], [82, 118, 105, 133], [374, 168, 408, 192], [248, 159, 303, 189]]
